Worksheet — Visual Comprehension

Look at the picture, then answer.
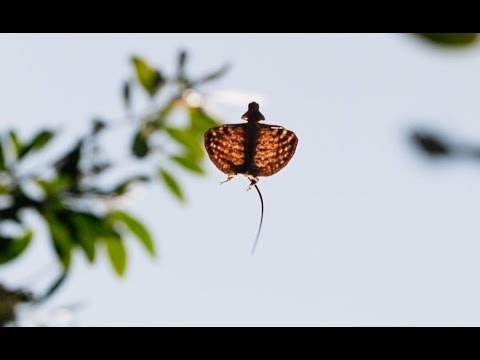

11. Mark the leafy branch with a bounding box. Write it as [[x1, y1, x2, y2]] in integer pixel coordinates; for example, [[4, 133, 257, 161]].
[[0, 50, 228, 324]]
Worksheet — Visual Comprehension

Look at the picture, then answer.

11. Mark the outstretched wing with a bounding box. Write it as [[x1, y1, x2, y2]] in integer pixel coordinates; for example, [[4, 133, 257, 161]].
[[204, 124, 247, 175], [254, 125, 298, 177]]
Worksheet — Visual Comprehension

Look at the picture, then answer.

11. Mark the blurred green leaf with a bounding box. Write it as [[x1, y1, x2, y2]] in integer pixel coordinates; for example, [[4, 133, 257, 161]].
[[416, 33, 478, 47], [109, 211, 155, 256], [8, 131, 21, 160], [165, 127, 204, 159], [411, 131, 451, 157], [159, 168, 184, 202], [0, 140, 5, 171], [71, 213, 98, 262], [36, 179, 52, 193], [189, 107, 219, 134], [0, 230, 32, 264], [123, 80, 131, 109], [194, 63, 230, 85], [151, 96, 181, 129], [112, 175, 150, 195], [164, 127, 192, 147], [92, 119, 106, 134], [176, 50, 189, 85], [105, 235, 126, 276], [28, 130, 54, 150], [44, 210, 74, 269], [178, 50, 188, 73], [0, 183, 8, 194], [19, 130, 54, 158], [36, 176, 73, 196], [131, 56, 165, 97], [132, 131, 150, 158], [55, 141, 82, 182], [170, 154, 205, 175]]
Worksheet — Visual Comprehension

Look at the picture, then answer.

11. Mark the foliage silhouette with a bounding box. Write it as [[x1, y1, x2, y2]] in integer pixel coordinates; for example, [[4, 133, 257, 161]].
[[415, 33, 478, 47], [410, 129, 480, 162], [410, 34, 479, 163], [410, 130, 452, 158], [0, 50, 226, 325]]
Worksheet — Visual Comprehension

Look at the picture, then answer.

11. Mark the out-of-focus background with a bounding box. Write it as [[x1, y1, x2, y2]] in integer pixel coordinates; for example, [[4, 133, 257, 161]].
[[2, 33, 480, 326]]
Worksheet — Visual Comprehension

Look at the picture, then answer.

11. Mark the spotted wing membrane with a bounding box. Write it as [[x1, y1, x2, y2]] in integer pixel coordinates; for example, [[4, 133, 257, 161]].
[[254, 125, 298, 177], [204, 124, 247, 175]]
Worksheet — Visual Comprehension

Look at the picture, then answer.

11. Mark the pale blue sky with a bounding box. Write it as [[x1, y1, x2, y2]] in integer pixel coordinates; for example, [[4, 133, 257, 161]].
[[2, 34, 480, 326]]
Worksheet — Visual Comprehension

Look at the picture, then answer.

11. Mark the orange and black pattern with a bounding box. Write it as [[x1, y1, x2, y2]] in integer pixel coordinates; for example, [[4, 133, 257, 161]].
[[204, 102, 298, 178], [254, 125, 298, 177], [204, 124, 247, 175]]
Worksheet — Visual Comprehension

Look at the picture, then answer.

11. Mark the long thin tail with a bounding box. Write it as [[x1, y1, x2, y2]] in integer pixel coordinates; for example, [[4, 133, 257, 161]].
[[251, 184, 264, 255]]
